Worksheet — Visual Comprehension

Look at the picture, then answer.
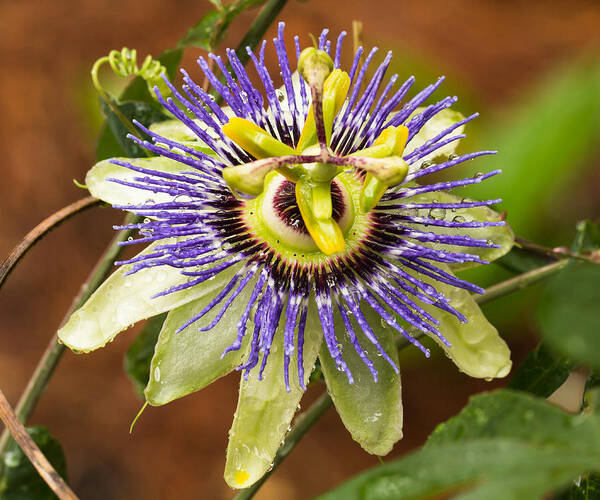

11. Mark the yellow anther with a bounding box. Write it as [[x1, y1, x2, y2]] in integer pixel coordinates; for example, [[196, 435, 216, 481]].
[[222, 117, 301, 186], [223, 117, 296, 159], [297, 70, 351, 152], [350, 125, 409, 159], [348, 125, 410, 212]]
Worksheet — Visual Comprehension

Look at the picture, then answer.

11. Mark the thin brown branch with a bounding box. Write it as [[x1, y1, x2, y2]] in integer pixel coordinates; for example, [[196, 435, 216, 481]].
[[0, 197, 102, 292], [515, 236, 596, 263], [0, 212, 139, 459], [0, 389, 79, 500]]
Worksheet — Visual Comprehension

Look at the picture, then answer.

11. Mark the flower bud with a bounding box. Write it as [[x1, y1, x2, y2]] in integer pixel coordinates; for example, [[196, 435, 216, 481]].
[[298, 48, 334, 89]]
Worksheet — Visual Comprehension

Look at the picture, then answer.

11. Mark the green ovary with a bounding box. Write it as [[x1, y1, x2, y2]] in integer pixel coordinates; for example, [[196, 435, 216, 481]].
[[242, 170, 370, 265]]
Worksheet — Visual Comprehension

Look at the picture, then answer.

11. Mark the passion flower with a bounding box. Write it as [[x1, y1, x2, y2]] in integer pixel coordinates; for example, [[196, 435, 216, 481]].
[[58, 23, 514, 488]]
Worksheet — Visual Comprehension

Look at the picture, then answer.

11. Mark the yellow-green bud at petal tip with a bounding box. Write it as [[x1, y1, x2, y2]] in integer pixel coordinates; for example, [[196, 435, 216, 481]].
[[296, 69, 350, 151], [298, 48, 334, 88]]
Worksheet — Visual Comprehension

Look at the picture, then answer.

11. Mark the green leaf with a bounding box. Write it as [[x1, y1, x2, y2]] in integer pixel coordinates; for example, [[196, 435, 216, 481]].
[[58, 242, 242, 352], [144, 269, 257, 406], [572, 220, 600, 255], [555, 475, 600, 500], [537, 261, 600, 370], [125, 313, 167, 397], [507, 343, 573, 398], [316, 391, 600, 500], [177, 10, 222, 50], [225, 303, 322, 489], [0, 426, 67, 500], [427, 390, 594, 446], [319, 307, 402, 456], [85, 156, 196, 208], [553, 371, 600, 499], [177, 0, 266, 51], [98, 99, 169, 159]]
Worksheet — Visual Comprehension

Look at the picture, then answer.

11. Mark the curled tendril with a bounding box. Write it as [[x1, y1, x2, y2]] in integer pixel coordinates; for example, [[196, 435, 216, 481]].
[[92, 47, 169, 100], [91, 48, 170, 148], [106, 48, 168, 94]]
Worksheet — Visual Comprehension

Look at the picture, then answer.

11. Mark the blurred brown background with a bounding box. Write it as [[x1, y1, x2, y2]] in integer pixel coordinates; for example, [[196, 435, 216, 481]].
[[1, 1, 600, 499]]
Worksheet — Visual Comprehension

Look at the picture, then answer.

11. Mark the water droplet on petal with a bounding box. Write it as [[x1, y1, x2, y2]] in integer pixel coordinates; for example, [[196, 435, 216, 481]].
[[429, 208, 446, 220]]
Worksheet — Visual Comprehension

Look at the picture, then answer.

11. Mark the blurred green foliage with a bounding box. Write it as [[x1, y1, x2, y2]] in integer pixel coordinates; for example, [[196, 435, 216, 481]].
[[0, 427, 66, 500], [316, 391, 600, 500], [125, 313, 167, 397], [460, 56, 600, 244], [178, 0, 268, 51]]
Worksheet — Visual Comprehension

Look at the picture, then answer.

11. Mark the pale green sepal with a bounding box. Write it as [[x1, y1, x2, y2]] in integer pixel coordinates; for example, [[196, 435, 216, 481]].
[[145, 272, 257, 406], [150, 119, 202, 142], [224, 304, 322, 489], [58, 241, 242, 352], [403, 108, 466, 165], [149, 107, 235, 154], [86, 156, 194, 207], [416, 263, 512, 379], [399, 189, 514, 271], [319, 307, 402, 456]]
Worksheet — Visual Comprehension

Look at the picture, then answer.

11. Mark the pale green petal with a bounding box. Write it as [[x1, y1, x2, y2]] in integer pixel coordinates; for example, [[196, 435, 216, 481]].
[[416, 263, 511, 379], [86, 156, 195, 207], [58, 241, 242, 352], [224, 304, 322, 489], [404, 107, 466, 162], [400, 189, 515, 271], [150, 120, 221, 156], [319, 306, 402, 455], [150, 119, 203, 142], [145, 273, 258, 406]]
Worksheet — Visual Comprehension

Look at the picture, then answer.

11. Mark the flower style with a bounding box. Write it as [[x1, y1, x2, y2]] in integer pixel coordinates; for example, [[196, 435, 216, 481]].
[[59, 23, 514, 488]]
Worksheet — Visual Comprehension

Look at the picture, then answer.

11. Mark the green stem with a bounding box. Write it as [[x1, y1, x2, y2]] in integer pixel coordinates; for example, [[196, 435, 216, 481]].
[[233, 392, 334, 500], [91, 57, 146, 143], [515, 236, 593, 263], [236, 0, 288, 65], [475, 258, 569, 306], [213, 0, 289, 103], [0, 212, 139, 463]]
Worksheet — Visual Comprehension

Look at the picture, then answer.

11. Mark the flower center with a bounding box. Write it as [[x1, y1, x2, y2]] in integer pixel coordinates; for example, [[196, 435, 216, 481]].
[[243, 171, 369, 260], [257, 173, 353, 251]]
